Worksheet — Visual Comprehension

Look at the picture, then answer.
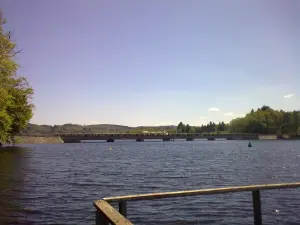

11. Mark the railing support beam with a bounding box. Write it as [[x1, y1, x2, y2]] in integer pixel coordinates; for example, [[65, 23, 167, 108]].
[[95, 210, 108, 225], [119, 201, 127, 218], [252, 190, 262, 225]]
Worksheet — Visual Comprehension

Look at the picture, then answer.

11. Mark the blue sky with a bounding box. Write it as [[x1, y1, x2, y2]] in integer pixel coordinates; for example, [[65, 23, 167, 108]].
[[2, 0, 299, 126]]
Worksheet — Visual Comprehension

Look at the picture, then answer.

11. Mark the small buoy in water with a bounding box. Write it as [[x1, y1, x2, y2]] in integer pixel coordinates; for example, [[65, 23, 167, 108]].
[[109, 147, 112, 150], [248, 142, 252, 148]]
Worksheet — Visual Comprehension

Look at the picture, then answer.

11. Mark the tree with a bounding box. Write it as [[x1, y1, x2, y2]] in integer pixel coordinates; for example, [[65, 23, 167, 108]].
[[177, 122, 185, 133], [0, 12, 34, 143], [292, 111, 300, 135], [218, 122, 226, 132], [185, 124, 190, 133], [189, 126, 196, 133], [261, 105, 271, 111], [176, 122, 196, 133]]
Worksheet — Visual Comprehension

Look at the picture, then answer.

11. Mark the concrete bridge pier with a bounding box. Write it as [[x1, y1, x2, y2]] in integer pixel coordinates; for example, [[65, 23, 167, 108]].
[[107, 139, 114, 142], [64, 139, 81, 143], [136, 139, 144, 142]]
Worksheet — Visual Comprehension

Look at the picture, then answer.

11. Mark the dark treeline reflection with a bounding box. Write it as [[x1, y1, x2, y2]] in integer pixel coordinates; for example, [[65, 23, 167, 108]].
[[0, 146, 31, 225]]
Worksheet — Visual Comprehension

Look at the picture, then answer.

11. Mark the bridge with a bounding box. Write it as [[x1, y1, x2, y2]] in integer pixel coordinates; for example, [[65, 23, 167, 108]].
[[58, 133, 260, 143]]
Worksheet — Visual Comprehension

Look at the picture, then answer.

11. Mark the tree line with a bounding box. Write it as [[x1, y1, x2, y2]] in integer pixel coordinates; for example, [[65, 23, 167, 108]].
[[177, 121, 228, 134], [177, 106, 300, 135], [229, 106, 300, 135]]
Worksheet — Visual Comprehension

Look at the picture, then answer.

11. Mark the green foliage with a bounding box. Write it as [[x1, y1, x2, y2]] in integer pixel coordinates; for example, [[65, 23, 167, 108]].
[[229, 106, 300, 135], [176, 122, 192, 133], [217, 122, 226, 132], [175, 106, 300, 136], [0, 12, 34, 143], [176, 122, 185, 133], [194, 121, 219, 133], [176, 121, 220, 134], [185, 124, 190, 133], [189, 126, 196, 133]]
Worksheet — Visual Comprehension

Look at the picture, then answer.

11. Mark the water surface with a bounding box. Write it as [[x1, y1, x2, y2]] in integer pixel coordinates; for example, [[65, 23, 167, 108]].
[[0, 140, 299, 225]]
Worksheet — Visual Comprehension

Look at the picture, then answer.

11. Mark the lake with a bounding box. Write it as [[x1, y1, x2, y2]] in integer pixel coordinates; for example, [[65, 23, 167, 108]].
[[0, 140, 300, 225]]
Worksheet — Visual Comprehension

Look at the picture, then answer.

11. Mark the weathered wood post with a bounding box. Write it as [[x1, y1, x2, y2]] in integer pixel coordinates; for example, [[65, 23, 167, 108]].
[[95, 210, 108, 225], [119, 201, 127, 218], [252, 190, 262, 225]]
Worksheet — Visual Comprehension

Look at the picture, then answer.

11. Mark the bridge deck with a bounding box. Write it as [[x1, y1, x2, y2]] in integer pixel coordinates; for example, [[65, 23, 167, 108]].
[[59, 133, 260, 142]]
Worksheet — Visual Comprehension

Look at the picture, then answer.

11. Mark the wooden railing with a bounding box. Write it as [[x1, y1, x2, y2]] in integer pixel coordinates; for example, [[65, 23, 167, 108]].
[[94, 200, 133, 225], [94, 182, 300, 225]]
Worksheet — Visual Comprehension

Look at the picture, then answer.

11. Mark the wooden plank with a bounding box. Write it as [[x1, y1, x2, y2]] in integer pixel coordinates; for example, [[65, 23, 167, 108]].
[[94, 200, 133, 225], [252, 190, 262, 225], [103, 182, 300, 202]]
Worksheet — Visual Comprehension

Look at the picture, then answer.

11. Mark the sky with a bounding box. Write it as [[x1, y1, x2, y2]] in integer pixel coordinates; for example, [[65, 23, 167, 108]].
[[1, 0, 300, 126]]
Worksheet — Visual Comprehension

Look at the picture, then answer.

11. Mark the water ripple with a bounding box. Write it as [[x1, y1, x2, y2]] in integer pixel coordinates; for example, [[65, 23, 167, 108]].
[[0, 141, 300, 224]]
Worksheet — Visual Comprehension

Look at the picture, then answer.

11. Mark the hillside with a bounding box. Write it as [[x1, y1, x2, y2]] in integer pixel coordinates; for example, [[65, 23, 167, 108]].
[[21, 123, 177, 135], [21, 106, 300, 136]]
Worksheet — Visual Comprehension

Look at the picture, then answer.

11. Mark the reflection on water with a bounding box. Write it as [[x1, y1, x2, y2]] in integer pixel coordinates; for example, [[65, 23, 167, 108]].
[[0, 146, 30, 225]]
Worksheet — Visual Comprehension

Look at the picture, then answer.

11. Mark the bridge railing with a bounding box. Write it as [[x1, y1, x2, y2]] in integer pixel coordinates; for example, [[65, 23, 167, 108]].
[[58, 132, 259, 136], [94, 182, 300, 225], [24, 132, 273, 137]]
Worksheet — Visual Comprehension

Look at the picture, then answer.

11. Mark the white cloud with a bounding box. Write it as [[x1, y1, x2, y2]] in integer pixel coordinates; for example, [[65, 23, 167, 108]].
[[199, 116, 206, 120], [284, 94, 294, 99], [208, 107, 220, 112], [90, 120, 99, 124], [224, 112, 235, 116]]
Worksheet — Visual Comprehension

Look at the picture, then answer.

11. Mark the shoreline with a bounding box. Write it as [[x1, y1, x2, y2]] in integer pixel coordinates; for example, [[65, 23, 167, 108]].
[[0, 134, 299, 145], [4, 136, 64, 145]]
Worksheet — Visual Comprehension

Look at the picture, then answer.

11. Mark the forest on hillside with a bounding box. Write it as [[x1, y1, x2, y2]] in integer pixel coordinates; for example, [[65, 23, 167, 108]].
[[21, 123, 177, 135]]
